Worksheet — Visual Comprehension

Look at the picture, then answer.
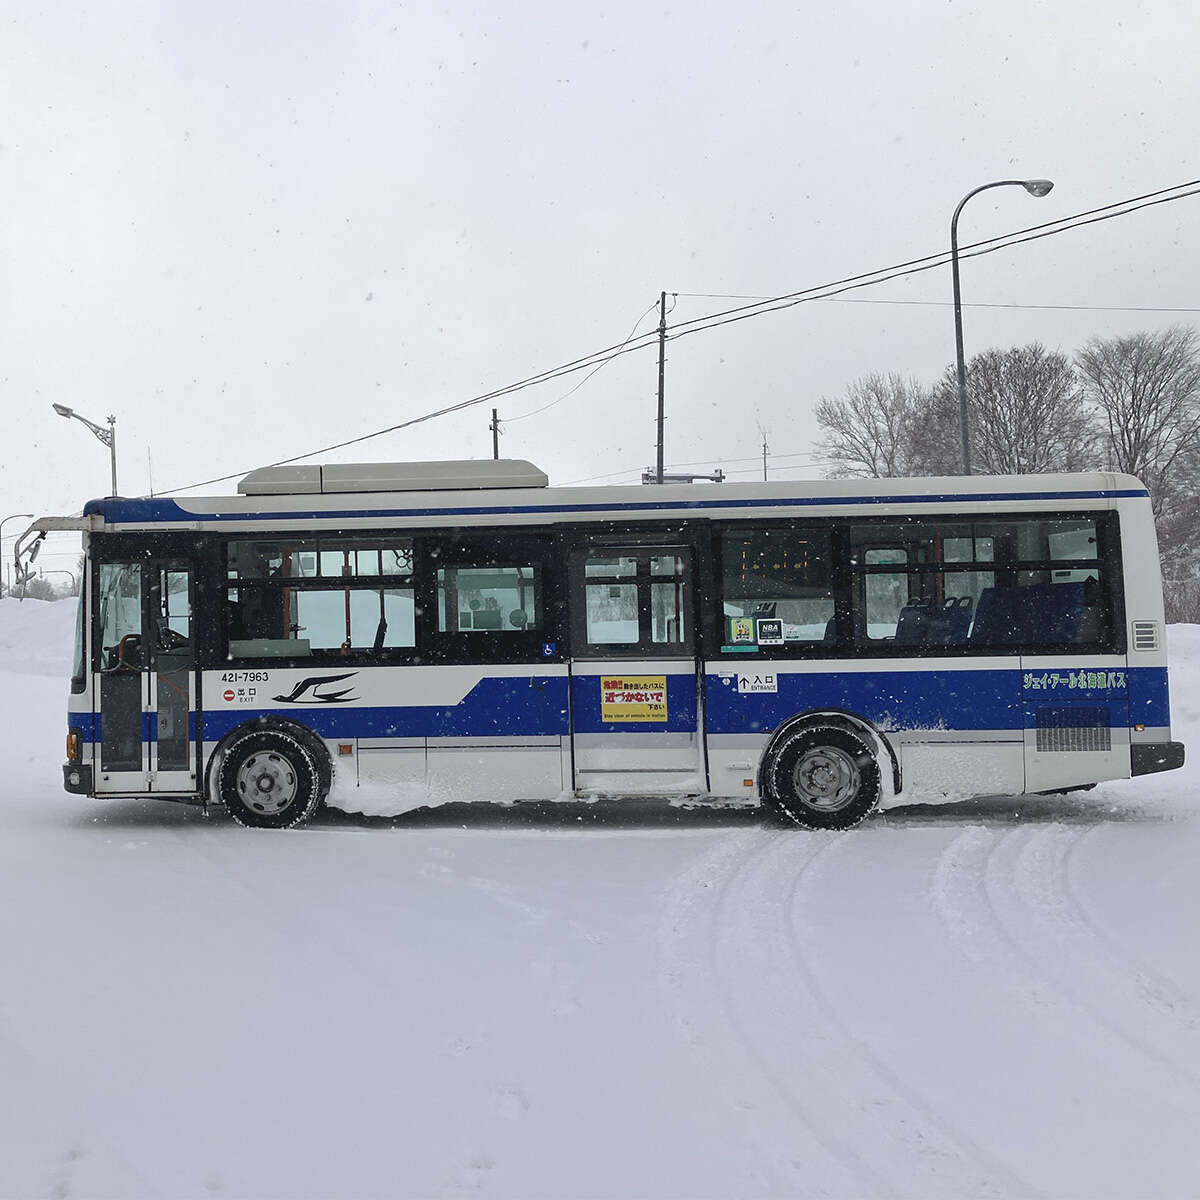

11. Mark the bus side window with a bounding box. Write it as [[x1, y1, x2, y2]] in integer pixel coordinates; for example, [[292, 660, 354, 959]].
[[437, 565, 540, 634], [861, 548, 909, 640], [715, 526, 835, 650]]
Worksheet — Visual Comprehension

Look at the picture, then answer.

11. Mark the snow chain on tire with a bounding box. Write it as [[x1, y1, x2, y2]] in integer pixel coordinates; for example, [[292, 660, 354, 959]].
[[765, 723, 882, 831], [218, 728, 322, 830]]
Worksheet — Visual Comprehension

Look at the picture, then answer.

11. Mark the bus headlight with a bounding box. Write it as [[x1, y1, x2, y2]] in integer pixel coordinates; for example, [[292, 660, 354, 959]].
[[66, 729, 81, 762]]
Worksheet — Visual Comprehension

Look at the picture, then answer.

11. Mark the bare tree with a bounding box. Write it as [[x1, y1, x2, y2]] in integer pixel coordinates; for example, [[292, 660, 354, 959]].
[[19, 576, 59, 601], [814, 373, 926, 478], [1076, 326, 1200, 512], [929, 343, 1099, 476]]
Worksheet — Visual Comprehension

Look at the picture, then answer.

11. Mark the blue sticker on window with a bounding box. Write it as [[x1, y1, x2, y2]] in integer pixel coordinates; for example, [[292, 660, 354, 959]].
[[542, 642, 556, 657]]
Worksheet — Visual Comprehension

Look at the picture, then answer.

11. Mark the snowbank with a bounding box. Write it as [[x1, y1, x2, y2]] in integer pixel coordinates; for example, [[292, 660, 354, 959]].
[[0, 594, 76, 677]]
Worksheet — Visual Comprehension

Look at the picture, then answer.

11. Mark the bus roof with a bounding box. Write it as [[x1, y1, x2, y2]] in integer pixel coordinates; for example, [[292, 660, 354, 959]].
[[75, 465, 1151, 532]]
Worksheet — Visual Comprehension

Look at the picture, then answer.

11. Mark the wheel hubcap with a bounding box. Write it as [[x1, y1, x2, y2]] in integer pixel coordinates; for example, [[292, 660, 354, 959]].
[[236, 752, 299, 815], [792, 746, 861, 812]]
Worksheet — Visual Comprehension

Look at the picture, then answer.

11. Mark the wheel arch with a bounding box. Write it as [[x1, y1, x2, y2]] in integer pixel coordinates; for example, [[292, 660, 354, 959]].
[[757, 708, 901, 798], [203, 715, 333, 806]]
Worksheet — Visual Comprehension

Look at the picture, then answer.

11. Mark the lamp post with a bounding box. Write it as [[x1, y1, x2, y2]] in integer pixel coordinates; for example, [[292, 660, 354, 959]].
[[951, 178, 1054, 474], [52, 404, 118, 496], [38, 569, 79, 595]]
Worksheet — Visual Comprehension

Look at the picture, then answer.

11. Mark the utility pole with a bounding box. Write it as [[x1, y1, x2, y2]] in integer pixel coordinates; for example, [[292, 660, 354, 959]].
[[655, 291, 667, 484], [762, 437, 768, 481], [490, 409, 500, 460]]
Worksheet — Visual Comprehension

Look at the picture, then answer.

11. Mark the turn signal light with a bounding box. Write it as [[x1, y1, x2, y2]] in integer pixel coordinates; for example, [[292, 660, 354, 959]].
[[66, 730, 81, 762]]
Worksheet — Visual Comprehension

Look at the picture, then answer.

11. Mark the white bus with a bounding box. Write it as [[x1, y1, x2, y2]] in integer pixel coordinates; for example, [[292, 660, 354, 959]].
[[19, 460, 1183, 829]]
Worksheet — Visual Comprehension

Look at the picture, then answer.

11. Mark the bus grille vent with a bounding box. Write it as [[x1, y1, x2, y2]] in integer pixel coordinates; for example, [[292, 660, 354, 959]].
[[1131, 620, 1160, 652], [1035, 706, 1111, 753]]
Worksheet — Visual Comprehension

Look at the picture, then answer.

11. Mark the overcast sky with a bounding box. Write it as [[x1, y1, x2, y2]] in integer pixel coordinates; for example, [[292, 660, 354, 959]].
[[3, 0, 1198, 571]]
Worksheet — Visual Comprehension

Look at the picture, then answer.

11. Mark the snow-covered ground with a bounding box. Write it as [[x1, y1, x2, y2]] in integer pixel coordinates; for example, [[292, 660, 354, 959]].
[[2, 596, 1198, 1198]]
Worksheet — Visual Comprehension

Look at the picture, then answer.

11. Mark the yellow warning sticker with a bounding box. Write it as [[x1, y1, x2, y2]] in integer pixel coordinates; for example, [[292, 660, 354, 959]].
[[600, 676, 668, 723]]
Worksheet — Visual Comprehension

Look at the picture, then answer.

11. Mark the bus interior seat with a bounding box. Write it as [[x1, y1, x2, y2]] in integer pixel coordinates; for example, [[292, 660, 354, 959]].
[[893, 599, 933, 646], [934, 595, 973, 644], [970, 586, 1016, 644], [824, 611, 866, 643], [893, 596, 973, 647], [970, 582, 1091, 646]]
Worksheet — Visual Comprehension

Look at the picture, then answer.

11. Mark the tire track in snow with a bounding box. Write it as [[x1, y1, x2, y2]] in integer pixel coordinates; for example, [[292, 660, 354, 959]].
[[1007, 824, 1200, 1090], [659, 830, 1036, 1198], [933, 825, 1200, 1108], [1063, 824, 1200, 1043], [657, 829, 882, 1198], [783, 833, 1040, 1199]]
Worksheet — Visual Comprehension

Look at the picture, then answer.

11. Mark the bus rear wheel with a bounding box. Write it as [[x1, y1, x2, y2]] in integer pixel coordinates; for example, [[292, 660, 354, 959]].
[[219, 729, 321, 829], [765, 724, 881, 831]]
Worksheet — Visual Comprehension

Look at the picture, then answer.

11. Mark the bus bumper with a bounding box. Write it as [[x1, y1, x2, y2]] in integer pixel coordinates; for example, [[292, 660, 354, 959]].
[[63, 763, 94, 794], [1130, 742, 1185, 777]]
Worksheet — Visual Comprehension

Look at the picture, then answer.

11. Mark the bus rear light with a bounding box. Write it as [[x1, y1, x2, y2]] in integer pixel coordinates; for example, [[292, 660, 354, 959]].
[[66, 730, 81, 762]]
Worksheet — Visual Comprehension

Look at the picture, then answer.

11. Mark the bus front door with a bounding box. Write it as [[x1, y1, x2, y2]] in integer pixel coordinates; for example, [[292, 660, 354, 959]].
[[94, 560, 198, 795], [567, 546, 706, 795]]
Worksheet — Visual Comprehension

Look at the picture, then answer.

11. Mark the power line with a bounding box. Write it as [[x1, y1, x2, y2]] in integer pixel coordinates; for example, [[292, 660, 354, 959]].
[[158, 178, 1200, 496], [678, 294, 1200, 315], [503, 299, 661, 423], [826, 298, 1200, 314], [664, 184, 1200, 347], [668, 177, 1199, 331]]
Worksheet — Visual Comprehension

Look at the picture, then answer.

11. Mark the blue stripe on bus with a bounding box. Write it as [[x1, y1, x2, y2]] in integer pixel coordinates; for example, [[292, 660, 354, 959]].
[[82, 488, 1150, 525], [203, 675, 570, 741], [705, 668, 1022, 734], [73, 711, 99, 739], [1127, 666, 1171, 727], [68, 666, 1171, 743], [702, 668, 1167, 734], [70, 711, 197, 742]]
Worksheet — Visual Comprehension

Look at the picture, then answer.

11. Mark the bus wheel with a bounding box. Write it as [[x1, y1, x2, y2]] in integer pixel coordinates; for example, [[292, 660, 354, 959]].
[[219, 729, 321, 830], [765, 724, 881, 831]]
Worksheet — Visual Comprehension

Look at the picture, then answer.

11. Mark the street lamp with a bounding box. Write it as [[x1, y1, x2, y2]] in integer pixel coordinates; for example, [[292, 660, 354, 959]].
[[52, 404, 118, 496], [38, 569, 79, 595], [951, 178, 1054, 474]]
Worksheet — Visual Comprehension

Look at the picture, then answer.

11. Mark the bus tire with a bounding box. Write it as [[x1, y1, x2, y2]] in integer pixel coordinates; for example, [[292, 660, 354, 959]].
[[765, 724, 880, 830], [219, 729, 322, 830]]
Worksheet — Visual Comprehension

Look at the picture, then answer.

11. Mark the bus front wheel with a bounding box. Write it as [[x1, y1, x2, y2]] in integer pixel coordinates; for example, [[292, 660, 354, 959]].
[[765, 724, 881, 831], [219, 729, 322, 830]]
